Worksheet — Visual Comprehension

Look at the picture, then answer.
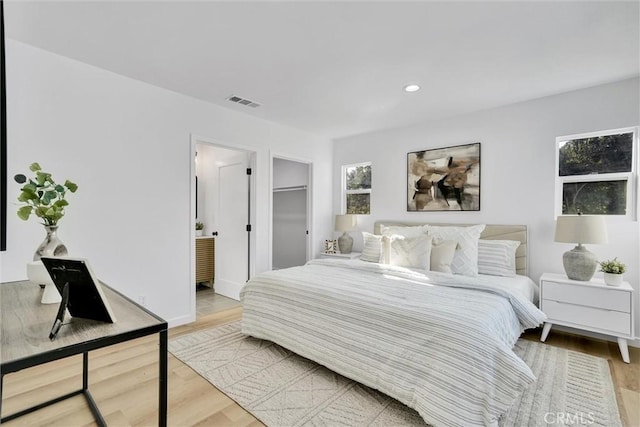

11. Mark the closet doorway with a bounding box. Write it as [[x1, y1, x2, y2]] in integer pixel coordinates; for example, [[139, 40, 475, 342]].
[[192, 137, 256, 318], [271, 156, 311, 270]]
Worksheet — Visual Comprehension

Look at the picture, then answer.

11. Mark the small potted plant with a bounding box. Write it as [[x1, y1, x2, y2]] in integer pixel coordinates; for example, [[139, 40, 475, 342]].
[[195, 221, 204, 237], [599, 258, 626, 286]]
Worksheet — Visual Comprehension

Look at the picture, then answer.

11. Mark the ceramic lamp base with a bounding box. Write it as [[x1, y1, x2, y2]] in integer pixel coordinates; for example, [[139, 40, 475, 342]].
[[338, 232, 353, 254], [562, 244, 597, 281]]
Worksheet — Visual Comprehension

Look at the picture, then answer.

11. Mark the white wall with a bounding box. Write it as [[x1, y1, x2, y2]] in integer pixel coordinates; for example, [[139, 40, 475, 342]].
[[1, 40, 333, 326], [333, 77, 640, 345]]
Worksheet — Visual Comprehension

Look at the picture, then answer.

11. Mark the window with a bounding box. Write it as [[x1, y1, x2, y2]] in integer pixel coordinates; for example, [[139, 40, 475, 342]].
[[343, 163, 371, 214], [556, 127, 637, 219]]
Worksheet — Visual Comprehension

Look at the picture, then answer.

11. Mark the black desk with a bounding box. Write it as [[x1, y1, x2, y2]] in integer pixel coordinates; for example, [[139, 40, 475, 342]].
[[0, 280, 168, 426]]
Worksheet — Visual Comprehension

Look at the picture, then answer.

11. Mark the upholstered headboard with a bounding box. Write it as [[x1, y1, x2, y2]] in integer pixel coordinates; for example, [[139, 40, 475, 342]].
[[373, 221, 528, 277]]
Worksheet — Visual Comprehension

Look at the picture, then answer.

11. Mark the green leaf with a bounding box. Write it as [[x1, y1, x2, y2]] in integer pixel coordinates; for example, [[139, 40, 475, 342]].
[[65, 180, 78, 193], [18, 190, 37, 202], [35, 206, 49, 218], [29, 162, 42, 172], [17, 206, 32, 221], [36, 172, 51, 186], [45, 207, 59, 218], [22, 183, 37, 193], [54, 184, 65, 193], [53, 199, 69, 208], [42, 190, 57, 204]]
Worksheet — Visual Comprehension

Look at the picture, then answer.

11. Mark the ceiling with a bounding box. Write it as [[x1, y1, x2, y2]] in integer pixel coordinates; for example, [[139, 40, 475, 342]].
[[5, 1, 639, 140]]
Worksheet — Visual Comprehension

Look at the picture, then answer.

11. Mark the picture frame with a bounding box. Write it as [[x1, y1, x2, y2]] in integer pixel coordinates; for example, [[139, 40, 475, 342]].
[[407, 142, 480, 211], [324, 239, 338, 254]]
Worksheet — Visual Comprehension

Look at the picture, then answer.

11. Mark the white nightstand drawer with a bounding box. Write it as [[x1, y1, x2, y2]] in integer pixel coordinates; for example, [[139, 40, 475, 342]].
[[543, 281, 630, 313], [543, 299, 631, 336]]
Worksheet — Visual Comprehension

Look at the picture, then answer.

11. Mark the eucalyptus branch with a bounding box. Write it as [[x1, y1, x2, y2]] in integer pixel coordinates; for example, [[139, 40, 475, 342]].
[[14, 163, 78, 226]]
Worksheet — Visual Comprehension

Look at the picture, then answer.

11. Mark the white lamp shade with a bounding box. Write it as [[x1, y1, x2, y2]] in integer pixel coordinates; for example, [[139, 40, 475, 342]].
[[335, 214, 357, 232], [554, 215, 608, 245]]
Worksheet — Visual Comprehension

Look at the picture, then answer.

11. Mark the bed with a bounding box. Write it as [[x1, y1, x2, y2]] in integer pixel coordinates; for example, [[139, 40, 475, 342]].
[[240, 222, 545, 426]]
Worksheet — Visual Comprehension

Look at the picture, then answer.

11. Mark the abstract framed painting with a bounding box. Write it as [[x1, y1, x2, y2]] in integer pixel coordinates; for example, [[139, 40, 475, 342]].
[[407, 142, 481, 211]]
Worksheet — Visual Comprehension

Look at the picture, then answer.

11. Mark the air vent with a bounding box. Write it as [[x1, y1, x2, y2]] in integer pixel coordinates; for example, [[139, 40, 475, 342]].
[[227, 95, 261, 108]]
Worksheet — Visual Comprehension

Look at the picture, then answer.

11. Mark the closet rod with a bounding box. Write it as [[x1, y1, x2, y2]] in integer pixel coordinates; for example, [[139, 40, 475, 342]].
[[273, 185, 307, 193]]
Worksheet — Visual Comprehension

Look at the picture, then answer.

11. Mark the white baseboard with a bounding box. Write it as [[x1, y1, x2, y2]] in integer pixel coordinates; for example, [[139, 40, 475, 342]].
[[167, 313, 195, 328]]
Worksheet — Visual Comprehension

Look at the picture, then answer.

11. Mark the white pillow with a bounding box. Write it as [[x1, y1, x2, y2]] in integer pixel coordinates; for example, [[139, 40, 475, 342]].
[[385, 234, 433, 270], [477, 239, 520, 277], [360, 232, 383, 263], [380, 224, 427, 238], [426, 224, 485, 276], [430, 239, 458, 274]]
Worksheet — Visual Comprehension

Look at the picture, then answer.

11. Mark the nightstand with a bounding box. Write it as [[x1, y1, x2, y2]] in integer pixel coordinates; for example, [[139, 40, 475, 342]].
[[319, 252, 361, 260], [539, 272, 634, 363]]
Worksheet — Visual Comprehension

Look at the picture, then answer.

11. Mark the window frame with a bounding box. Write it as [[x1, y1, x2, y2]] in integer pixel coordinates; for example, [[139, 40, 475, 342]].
[[555, 126, 638, 221], [342, 162, 372, 215]]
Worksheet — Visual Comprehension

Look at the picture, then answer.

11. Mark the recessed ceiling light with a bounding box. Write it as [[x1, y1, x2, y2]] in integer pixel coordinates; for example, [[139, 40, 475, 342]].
[[403, 84, 421, 93]]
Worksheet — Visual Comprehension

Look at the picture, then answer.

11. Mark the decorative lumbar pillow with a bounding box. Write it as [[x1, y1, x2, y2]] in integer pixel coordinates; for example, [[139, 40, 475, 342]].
[[385, 234, 433, 270], [430, 239, 458, 274], [477, 239, 520, 277], [380, 224, 427, 238], [426, 224, 486, 276], [360, 232, 383, 263]]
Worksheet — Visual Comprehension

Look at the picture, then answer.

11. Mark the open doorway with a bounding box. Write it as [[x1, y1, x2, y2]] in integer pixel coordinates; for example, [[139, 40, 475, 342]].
[[191, 136, 256, 319], [271, 156, 312, 270]]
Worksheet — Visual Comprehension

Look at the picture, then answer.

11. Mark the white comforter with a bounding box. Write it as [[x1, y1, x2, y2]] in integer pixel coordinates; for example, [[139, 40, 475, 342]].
[[240, 259, 546, 427]]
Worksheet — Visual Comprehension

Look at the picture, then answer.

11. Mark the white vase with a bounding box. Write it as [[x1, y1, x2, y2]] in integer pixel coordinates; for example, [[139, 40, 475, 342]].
[[603, 272, 623, 286], [34, 225, 67, 261], [196, 229, 204, 237]]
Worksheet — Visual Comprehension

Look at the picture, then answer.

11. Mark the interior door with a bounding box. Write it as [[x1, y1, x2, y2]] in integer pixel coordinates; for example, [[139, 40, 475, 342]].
[[215, 159, 249, 294]]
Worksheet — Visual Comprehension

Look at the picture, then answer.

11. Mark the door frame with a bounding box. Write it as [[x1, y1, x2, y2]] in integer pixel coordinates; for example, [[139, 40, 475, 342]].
[[269, 151, 313, 271], [189, 134, 257, 322]]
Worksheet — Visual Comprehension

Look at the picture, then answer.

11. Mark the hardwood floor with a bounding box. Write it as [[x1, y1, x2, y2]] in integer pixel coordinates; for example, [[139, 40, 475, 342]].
[[2, 307, 638, 426]]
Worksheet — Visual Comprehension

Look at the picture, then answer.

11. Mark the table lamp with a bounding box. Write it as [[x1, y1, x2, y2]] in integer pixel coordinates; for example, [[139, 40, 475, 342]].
[[554, 214, 607, 281], [335, 214, 357, 254]]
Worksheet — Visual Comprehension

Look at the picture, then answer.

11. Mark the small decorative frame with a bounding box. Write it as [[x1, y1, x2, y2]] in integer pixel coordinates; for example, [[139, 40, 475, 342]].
[[324, 239, 338, 254], [407, 142, 481, 211]]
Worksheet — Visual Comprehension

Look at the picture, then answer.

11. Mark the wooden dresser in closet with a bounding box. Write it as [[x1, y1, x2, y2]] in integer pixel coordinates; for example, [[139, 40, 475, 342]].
[[196, 236, 215, 288]]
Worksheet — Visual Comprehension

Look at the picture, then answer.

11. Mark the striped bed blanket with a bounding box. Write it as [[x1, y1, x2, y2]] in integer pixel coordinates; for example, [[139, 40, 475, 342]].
[[240, 259, 546, 426]]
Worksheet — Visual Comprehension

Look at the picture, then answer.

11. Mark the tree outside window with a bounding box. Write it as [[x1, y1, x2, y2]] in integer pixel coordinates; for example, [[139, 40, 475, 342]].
[[556, 128, 637, 219], [344, 163, 371, 215]]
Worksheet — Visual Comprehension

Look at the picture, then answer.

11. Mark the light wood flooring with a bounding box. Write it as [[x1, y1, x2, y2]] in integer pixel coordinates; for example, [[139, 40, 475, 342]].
[[195, 286, 241, 317], [2, 307, 638, 426]]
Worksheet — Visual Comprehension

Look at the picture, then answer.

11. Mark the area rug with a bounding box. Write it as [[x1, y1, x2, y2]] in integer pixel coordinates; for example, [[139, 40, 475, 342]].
[[169, 322, 622, 426]]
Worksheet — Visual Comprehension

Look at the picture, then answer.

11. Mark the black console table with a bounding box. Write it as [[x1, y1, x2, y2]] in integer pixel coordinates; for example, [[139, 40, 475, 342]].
[[0, 280, 168, 426]]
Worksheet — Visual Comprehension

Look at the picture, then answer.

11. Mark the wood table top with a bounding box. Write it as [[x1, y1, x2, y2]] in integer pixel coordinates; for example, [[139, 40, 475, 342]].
[[1, 280, 166, 367]]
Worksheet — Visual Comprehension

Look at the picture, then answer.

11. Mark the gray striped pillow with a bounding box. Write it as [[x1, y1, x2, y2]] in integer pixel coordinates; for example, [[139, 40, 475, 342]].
[[360, 232, 383, 263], [477, 239, 520, 277]]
